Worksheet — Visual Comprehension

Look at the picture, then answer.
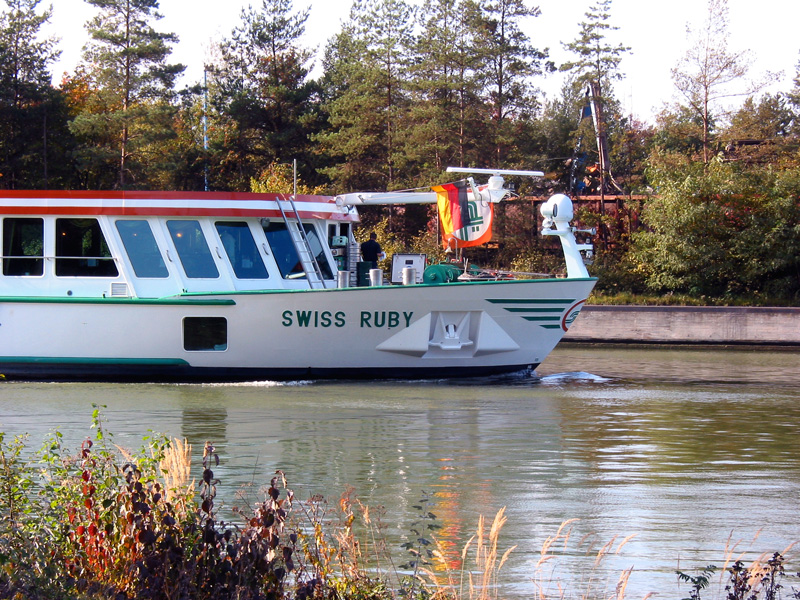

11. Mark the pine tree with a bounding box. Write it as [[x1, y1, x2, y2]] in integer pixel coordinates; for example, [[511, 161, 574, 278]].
[[560, 0, 629, 99], [69, 0, 184, 188], [316, 0, 415, 191], [210, 0, 321, 190], [722, 93, 797, 165], [471, 0, 550, 163], [560, 0, 629, 194], [406, 0, 487, 176], [0, 0, 71, 188]]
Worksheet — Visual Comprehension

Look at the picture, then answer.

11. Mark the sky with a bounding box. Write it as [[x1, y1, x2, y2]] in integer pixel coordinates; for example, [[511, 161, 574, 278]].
[[42, 0, 800, 123]]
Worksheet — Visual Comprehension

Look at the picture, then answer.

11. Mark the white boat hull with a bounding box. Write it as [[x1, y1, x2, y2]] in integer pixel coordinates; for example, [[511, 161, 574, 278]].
[[0, 278, 595, 381]]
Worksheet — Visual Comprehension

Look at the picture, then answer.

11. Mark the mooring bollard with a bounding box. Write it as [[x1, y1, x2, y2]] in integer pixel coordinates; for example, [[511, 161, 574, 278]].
[[369, 268, 383, 286]]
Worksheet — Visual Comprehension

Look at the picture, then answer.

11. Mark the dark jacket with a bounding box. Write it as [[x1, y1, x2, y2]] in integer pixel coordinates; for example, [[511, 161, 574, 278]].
[[360, 239, 382, 265]]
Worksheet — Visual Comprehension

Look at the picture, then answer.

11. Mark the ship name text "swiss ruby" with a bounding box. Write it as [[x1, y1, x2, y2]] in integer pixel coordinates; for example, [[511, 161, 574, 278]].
[[281, 310, 414, 329]]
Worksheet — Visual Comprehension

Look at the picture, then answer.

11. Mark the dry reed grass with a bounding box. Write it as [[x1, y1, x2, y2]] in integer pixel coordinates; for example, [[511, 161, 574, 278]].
[[531, 519, 641, 600], [420, 512, 645, 600], [418, 507, 515, 600], [157, 437, 194, 507]]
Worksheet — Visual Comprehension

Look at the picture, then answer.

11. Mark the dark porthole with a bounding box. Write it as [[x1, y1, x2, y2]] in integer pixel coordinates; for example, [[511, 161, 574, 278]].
[[183, 317, 228, 351]]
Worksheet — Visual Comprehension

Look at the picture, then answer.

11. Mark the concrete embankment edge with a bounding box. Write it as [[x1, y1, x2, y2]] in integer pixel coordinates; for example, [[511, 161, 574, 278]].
[[563, 305, 800, 346]]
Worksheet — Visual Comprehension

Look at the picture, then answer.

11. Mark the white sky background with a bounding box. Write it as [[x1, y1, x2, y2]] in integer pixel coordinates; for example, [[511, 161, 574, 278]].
[[44, 0, 800, 123]]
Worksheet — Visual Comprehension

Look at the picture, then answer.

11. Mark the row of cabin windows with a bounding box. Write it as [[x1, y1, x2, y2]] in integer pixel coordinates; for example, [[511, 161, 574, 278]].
[[2, 218, 117, 277], [1, 217, 334, 280]]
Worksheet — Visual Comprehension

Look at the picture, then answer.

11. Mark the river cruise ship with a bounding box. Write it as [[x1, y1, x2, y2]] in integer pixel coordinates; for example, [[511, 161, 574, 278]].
[[0, 169, 596, 381]]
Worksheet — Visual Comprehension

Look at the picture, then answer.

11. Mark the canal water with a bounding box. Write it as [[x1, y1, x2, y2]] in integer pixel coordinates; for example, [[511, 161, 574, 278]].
[[2, 345, 799, 598]]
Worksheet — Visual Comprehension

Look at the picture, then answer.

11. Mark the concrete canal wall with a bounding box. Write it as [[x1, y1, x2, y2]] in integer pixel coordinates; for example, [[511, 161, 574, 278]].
[[563, 305, 800, 346]]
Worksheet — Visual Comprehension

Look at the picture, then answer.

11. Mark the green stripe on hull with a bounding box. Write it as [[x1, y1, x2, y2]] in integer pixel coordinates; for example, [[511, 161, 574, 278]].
[[522, 316, 562, 322], [0, 297, 235, 306], [486, 298, 575, 304], [1, 357, 190, 366], [504, 307, 567, 313], [183, 277, 597, 296]]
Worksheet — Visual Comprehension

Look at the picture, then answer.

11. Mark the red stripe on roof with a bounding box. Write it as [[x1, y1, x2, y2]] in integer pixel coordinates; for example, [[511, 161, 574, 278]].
[[0, 191, 358, 221], [0, 190, 329, 202]]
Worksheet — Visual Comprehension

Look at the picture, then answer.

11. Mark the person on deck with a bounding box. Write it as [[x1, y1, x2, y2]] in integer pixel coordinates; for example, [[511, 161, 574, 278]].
[[360, 232, 382, 268]]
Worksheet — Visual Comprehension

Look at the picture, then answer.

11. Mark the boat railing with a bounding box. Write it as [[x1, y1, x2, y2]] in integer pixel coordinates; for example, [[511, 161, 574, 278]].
[[34, 255, 119, 261], [1, 254, 121, 278], [455, 268, 558, 281], [0, 254, 120, 264]]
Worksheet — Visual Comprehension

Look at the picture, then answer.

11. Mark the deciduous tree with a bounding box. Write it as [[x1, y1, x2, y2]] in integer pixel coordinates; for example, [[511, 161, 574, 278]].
[[670, 0, 775, 164], [634, 157, 800, 301]]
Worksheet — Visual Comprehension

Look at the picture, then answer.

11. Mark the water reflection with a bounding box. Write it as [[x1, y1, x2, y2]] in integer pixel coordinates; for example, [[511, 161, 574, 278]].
[[180, 403, 228, 447], [0, 347, 799, 598], [539, 344, 800, 386]]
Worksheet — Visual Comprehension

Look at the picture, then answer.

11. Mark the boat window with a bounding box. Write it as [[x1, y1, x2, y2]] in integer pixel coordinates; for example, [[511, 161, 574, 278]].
[[215, 221, 269, 280], [55, 218, 119, 277], [167, 220, 219, 279], [2, 218, 44, 276], [263, 222, 333, 280], [116, 220, 168, 278], [263, 222, 303, 279], [183, 317, 227, 351], [304, 225, 334, 279]]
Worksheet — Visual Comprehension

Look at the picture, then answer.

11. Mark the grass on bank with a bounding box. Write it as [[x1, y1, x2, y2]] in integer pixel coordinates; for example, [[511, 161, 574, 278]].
[[1, 414, 799, 600], [587, 291, 800, 307]]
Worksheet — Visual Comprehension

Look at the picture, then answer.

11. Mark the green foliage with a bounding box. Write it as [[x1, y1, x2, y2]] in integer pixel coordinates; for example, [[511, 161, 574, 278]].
[[316, 0, 416, 191], [676, 564, 717, 600], [405, 0, 487, 177], [3, 0, 800, 311], [508, 246, 564, 276], [249, 161, 326, 195], [558, 0, 633, 197], [471, 0, 549, 162], [634, 156, 800, 302]]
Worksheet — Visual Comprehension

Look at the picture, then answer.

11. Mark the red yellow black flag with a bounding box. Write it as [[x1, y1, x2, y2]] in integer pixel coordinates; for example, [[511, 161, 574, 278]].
[[433, 180, 493, 248]]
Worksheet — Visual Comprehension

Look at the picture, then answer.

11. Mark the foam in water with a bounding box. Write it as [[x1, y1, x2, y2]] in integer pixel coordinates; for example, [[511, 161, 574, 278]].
[[539, 371, 612, 385]]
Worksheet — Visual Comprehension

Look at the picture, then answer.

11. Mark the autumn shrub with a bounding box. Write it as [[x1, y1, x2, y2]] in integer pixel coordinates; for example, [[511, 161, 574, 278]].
[[635, 155, 800, 303], [0, 412, 397, 600]]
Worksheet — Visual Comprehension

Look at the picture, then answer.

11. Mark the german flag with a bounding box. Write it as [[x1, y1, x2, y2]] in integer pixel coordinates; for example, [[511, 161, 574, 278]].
[[433, 180, 493, 248]]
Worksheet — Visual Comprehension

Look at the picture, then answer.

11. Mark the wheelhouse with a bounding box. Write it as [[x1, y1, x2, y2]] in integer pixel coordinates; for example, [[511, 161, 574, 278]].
[[0, 191, 359, 299]]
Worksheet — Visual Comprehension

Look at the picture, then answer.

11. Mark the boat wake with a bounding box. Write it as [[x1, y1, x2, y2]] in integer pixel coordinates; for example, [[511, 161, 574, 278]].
[[196, 380, 315, 388], [538, 371, 612, 385], [191, 370, 611, 388]]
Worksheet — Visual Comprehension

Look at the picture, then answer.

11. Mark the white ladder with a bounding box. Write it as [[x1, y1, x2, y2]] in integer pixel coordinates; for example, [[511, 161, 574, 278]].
[[276, 195, 328, 289]]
